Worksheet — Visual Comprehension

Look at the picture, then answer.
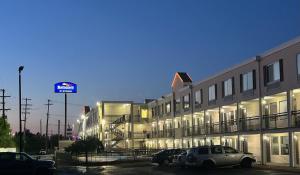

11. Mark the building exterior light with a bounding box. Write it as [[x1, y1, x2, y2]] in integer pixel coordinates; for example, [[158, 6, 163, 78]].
[[263, 135, 269, 141]]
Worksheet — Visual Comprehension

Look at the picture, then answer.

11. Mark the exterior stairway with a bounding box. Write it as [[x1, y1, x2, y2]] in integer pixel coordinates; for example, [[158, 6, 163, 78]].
[[109, 115, 126, 148]]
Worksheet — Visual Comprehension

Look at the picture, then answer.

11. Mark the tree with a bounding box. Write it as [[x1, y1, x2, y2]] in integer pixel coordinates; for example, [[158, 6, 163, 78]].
[[0, 118, 15, 147], [65, 137, 104, 154], [65, 137, 104, 163]]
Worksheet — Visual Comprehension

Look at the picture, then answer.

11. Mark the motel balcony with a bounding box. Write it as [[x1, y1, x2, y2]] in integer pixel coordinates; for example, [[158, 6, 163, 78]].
[[221, 120, 238, 133], [193, 124, 206, 135], [205, 122, 220, 134], [262, 112, 289, 130], [239, 116, 261, 131], [291, 110, 300, 128], [183, 127, 193, 137]]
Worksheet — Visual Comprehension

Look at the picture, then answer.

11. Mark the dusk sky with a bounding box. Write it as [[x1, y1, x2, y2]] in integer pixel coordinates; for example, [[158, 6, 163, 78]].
[[0, 0, 300, 134]]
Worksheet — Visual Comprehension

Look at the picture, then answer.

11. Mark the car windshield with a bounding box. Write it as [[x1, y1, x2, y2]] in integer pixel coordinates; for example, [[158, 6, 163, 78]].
[[0, 153, 32, 161]]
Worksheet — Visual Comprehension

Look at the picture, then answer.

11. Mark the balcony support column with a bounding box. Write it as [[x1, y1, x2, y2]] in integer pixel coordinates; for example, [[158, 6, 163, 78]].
[[219, 107, 222, 134], [287, 90, 294, 167], [287, 90, 292, 128]]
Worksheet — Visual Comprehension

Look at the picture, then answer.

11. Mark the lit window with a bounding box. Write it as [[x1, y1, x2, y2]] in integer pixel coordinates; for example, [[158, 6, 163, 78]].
[[265, 60, 282, 84], [183, 94, 190, 110], [141, 109, 148, 118], [223, 78, 233, 97], [165, 102, 171, 113], [209, 84, 216, 101], [195, 90, 202, 105], [242, 71, 253, 91]]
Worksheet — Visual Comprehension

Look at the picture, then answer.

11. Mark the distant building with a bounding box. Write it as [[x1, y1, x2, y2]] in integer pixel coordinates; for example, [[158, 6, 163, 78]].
[[78, 101, 150, 150]]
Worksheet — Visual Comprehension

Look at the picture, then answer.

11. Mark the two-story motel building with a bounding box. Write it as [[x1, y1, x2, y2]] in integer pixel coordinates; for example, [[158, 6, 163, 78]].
[[79, 36, 300, 167]]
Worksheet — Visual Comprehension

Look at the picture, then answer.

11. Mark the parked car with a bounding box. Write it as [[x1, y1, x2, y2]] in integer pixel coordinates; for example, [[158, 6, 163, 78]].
[[173, 150, 187, 168], [39, 149, 46, 155], [0, 152, 56, 175], [152, 149, 185, 166], [185, 145, 256, 169]]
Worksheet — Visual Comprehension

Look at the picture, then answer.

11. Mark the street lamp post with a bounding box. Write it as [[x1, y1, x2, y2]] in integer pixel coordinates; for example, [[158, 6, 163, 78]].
[[18, 66, 24, 152]]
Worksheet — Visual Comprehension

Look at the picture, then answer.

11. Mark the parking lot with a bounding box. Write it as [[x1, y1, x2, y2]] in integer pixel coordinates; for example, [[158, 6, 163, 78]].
[[57, 162, 300, 175]]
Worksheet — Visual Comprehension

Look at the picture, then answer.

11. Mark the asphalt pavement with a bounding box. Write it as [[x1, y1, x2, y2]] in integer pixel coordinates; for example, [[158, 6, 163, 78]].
[[56, 162, 300, 175]]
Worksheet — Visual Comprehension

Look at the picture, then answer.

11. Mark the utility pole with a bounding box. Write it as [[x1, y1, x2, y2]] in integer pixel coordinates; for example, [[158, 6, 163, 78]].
[[45, 99, 53, 153], [40, 119, 42, 135], [58, 120, 60, 136], [22, 98, 32, 151], [0, 89, 11, 119], [22, 98, 32, 132]]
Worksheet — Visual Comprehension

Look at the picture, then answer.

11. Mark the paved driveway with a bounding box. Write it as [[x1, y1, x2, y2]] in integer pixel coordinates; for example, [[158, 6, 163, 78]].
[[56, 162, 299, 175]]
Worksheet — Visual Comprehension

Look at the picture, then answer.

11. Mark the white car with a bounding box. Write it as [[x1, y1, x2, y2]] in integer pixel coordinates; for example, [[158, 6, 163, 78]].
[[185, 145, 256, 168]]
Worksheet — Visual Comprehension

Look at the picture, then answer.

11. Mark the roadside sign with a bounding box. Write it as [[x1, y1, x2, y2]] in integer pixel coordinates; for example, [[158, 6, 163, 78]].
[[54, 82, 77, 93]]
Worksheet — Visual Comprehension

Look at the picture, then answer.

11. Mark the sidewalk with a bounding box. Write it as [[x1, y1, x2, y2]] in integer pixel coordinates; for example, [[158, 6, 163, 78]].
[[255, 164, 300, 173]]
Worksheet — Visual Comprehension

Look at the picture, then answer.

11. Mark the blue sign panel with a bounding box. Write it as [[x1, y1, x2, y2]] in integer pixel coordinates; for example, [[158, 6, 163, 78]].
[[54, 82, 77, 93]]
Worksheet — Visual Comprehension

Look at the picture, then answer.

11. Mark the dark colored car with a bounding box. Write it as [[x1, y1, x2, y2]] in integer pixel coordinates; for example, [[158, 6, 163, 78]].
[[152, 149, 185, 166], [0, 152, 56, 175]]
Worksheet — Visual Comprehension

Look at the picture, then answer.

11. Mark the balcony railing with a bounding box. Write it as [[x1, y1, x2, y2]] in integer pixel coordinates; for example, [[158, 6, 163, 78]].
[[221, 120, 238, 133], [206, 122, 220, 134], [183, 127, 193, 137], [239, 116, 261, 131], [262, 112, 288, 129], [193, 125, 205, 135], [154, 129, 175, 138], [291, 110, 300, 128]]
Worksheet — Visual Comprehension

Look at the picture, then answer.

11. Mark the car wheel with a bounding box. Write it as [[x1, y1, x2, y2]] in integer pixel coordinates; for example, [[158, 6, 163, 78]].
[[202, 160, 215, 169], [241, 158, 253, 168]]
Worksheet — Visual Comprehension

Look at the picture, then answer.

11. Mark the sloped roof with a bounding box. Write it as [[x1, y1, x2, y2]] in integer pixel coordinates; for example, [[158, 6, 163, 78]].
[[176, 72, 192, 83], [171, 72, 192, 88]]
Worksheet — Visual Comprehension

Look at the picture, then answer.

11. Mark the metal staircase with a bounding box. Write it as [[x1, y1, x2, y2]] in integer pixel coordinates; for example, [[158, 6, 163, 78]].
[[109, 115, 126, 148]]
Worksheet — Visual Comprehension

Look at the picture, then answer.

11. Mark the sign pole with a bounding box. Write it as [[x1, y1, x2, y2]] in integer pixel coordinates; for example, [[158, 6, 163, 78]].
[[64, 92, 67, 139]]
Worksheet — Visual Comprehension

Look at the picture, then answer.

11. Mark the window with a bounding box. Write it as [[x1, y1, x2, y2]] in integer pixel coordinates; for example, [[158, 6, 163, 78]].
[[195, 90, 202, 105], [280, 136, 289, 155], [175, 98, 181, 113], [242, 71, 254, 91], [279, 100, 287, 113], [165, 102, 171, 113], [16, 154, 30, 161], [297, 54, 300, 75], [198, 147, 209, 155], [224, 147, 238, 154], [161, 104, 164, 115], [209, 84, 217, 101], [264, 60, 283, 85], [223, 78, 233, 97], [272, 137, 279, 155], [183, 94, 190, 110], [211, 146, 223, 154]]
